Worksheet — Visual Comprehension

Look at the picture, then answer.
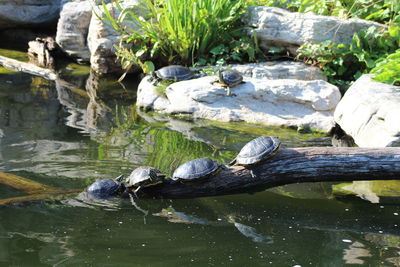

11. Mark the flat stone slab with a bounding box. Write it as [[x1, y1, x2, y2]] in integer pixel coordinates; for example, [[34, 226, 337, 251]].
[[334, 74, 400, 147], [137, 63, 341, 131]]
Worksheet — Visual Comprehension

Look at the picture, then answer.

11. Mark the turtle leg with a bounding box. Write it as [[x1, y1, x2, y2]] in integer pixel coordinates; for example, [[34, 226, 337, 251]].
[[226, 86, 231, 96], [250, 169, 257, 178], [133, 185, 142, 198], [226, 86, 237, 97]]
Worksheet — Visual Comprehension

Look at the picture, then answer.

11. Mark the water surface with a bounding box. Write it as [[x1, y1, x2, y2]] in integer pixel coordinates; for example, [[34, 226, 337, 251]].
[[0, 59, 399, 266]]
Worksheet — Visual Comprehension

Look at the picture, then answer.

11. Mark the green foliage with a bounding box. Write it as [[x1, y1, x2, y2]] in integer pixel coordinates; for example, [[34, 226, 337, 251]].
[[297, 25, 400, 87], [247, 0, 400, 23], [371, 49, 400, 85], [101, 0, 260, 72]]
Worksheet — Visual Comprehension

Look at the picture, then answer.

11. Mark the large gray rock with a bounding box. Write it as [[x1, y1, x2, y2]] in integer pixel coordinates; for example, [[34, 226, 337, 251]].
[[334, 74, 400, 147], [245, 7, 385, 54], [137, 63, 341, 131], [87, 0, 145, 74], [56, 1, 92, 61], [0, 0, 61, 30]]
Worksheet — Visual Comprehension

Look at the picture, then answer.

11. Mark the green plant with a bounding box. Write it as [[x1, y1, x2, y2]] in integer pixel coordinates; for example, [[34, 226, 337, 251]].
[[297, 25, 400, 87], [371, 49, 400, 85], [247, 0, 400, 23], [101, 0, 260, 73]]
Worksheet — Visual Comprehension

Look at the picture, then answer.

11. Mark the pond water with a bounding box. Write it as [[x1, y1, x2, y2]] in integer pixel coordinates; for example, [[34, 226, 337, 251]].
[[0, 51, 399, 266]]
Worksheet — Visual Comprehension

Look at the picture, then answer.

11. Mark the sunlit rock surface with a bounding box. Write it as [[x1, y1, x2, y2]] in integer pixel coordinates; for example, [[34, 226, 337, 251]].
[[0, 0, 61, 30], [56, 1, 92, 61], [334, 74, 400, 147], [137, 62, 341, 131], [204, 61, 326, 80], [87, 0, 144, 74], [244, 6, 385, 54]]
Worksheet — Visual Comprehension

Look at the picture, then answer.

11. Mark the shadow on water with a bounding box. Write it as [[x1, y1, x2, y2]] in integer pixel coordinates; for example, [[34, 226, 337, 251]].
[[0, 51, 399, 266]]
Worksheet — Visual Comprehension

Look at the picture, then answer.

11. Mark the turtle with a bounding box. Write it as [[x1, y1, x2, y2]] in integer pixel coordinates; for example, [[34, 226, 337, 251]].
[[229, 136, 280, 177], [151, 65, 195, 84], [172, 158, 222, 182], [125, 166, 165, 197], [87, 175, 125, 199], [215, 69, 244, 96]]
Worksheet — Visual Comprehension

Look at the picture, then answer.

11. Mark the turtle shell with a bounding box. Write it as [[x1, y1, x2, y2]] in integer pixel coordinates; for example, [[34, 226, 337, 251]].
[[155, 65, 195, 81], [219, 69, 243, 87], [87, 179, 123, 198], [233, 136, 280, 166], [172, 158, 220, 181], [125, 166, 165, 188]]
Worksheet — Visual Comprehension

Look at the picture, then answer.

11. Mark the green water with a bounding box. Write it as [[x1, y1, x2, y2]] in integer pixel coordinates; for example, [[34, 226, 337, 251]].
[[0, 64, 399, 266]]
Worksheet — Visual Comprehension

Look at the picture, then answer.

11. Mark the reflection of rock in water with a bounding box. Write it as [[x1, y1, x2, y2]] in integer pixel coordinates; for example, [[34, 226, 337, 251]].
[[85, 71, 114, 132], [342, 241, 371, 265], [55, 71, 117, 134], [138, 111, 331, 152], [0, 73, 68, 169], [55, 78, 89, 131]]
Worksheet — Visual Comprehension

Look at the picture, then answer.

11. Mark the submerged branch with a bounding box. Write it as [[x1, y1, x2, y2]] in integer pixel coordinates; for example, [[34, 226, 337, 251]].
[[0, 172, 58, 194], [0, 55, 57, 80], [0, 172, 80, 206], [143, 147, 400, 198], [0, 190, 80, 206]]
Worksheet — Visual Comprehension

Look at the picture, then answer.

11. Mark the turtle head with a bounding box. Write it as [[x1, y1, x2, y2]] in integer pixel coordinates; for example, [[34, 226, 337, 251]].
[[114, 174, 125, 182]]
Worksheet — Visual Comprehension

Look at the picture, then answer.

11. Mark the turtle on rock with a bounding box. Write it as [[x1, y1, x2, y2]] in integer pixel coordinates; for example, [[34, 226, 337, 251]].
[[125, 166, 166, 198], [215, 69, 244, 96], [150, 65, 195, 84], [229, 136, 281, 177]]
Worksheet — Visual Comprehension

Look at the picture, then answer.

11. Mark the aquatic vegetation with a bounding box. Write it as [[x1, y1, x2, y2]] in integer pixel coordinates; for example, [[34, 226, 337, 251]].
[[101, 0, 260, 72]]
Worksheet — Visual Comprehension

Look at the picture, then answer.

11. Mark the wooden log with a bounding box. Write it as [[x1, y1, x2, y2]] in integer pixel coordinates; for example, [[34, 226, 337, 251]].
[[0, 55, 57, 80], [143, 147, 400, 199]]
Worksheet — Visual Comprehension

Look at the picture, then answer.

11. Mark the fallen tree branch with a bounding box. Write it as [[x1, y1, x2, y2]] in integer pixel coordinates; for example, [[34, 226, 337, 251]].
[[0, 55, 57, 80], [2, 147, 400, 205], [0, 172, 58, 194], [143, 147, 400, 198], [0, 190, 81, 206]]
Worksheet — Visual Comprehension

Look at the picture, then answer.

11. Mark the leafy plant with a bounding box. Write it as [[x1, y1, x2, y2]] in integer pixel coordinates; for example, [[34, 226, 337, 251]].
[[371, 49, 400, 85], [101, 0, 260, 73], [247, 0, 400, 23], [296, 25, 400, 87]]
